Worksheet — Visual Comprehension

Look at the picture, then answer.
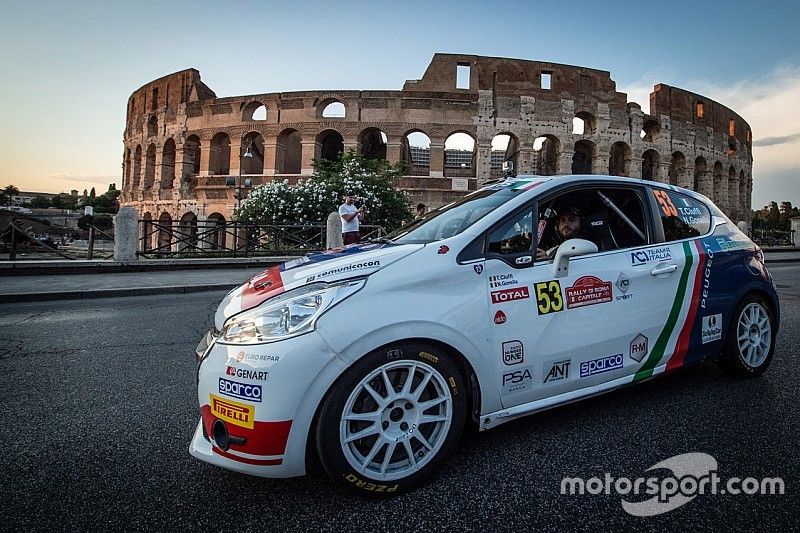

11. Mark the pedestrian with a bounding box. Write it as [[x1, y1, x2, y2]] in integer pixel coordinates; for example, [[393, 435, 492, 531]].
[[415, 203, 427, 219], [339, 191, 364, 245]]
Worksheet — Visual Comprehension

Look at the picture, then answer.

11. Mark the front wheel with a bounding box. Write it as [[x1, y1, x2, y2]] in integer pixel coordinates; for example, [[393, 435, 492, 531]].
[[721, 294, 776, 377], [315, 342, 467, 497]]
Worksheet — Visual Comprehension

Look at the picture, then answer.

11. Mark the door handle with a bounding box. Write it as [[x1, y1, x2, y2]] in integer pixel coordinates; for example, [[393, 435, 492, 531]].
[[650, 263, 678, 276], [515, 255, 532, 265]]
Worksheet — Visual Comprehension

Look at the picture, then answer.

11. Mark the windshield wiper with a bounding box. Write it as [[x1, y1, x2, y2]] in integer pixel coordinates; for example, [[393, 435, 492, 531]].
[[369, 236, 395, 244]]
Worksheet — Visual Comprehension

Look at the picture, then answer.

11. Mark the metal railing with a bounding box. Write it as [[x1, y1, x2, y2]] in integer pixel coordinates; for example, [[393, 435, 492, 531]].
[[137, 220, 384, 258], [1, 222, 113, 260]]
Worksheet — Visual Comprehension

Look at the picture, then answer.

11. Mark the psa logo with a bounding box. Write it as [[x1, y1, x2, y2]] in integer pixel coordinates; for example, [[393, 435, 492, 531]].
[[580, 354, 623, 377], [543, 359, 571, 384], [501, 368, 533, 394], [491, 286, 530, 304], [631, 247, 672, 266], [494, 310, 507, 324], [629, 334, 649, 362], [502, 340, 523, 365], [209, 393, 254, 429], [219, 377, 262, 402], [701, 314, 722, 344]]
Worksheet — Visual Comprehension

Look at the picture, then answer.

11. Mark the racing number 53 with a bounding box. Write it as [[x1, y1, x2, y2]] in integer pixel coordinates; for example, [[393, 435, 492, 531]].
[[535, 280, 563, 315], [653, 189, 678, 217]]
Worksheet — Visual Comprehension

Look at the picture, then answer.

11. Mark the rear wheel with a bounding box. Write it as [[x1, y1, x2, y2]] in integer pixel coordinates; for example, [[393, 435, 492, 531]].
[[316, 342, 467, 497], [721, 294, 775, 377]]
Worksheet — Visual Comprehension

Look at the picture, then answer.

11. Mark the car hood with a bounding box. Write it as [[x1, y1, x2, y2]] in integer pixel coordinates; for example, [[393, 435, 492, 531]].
[[214, 242, 424, 328]]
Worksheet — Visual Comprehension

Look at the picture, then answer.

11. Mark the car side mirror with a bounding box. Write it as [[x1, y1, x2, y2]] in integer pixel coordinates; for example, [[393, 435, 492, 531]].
[[552, 238, 598, 277]]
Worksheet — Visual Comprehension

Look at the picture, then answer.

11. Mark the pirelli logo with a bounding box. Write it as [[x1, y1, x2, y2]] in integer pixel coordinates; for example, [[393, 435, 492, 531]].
[[210, 393, 254, 429]]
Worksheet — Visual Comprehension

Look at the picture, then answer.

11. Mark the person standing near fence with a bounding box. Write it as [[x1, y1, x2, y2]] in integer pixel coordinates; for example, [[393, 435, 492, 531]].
[[339, 191, 364, 245]]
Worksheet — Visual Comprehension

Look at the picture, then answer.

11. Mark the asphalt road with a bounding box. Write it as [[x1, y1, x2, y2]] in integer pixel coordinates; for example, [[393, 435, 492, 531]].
[[1, 266, 799, 531]]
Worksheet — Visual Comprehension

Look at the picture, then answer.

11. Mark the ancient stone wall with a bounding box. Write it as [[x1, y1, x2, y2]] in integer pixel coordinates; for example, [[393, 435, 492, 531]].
[[120, 53, 753, 228]]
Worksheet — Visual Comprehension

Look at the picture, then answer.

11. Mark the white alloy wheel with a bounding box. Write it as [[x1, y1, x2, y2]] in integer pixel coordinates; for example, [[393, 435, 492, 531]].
[[736, 302, 772, 368]]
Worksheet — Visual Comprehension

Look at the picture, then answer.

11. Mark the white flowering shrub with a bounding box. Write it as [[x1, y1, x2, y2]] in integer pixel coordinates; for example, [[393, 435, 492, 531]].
[[236, 150, 410, 230]]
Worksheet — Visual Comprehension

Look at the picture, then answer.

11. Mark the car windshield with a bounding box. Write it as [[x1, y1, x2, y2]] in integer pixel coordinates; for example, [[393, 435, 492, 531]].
[[388, 187, 520, 244]]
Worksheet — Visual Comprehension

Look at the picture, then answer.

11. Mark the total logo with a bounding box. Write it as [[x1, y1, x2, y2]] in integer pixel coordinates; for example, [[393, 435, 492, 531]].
[[580, 354, 624, 377], [491, 286, 530, 304], [701, 314, 722, 344], [629, 334, 649, 362], [502, 340, 524, 365], [494, 310, 507, 325], [219, 377, 262, 402]]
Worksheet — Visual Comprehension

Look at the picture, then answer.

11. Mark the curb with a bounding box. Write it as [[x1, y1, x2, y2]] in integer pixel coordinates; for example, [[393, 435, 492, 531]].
[[0, 283, 238, 304]]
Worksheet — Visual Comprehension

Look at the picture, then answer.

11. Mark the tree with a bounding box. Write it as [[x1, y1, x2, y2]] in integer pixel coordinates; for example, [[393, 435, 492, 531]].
[[3, 184, 20, 207], [89, 187, 96, 199], [29, 196, 52, 209], [237, 150, 411, 231], [52, 193, 78, 210]]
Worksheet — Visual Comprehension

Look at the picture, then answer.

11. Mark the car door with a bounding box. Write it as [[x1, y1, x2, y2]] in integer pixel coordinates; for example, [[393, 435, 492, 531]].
[[483, 183, 682, 409]]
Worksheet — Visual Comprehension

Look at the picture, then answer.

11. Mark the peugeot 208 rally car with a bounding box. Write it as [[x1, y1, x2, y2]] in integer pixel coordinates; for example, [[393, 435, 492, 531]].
[[190, 175, 779, 496]]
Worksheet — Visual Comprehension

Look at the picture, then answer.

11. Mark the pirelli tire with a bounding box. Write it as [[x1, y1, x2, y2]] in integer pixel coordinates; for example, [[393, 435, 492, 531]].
[[315, 341, 467, 497], [721, 294, 776, 377]]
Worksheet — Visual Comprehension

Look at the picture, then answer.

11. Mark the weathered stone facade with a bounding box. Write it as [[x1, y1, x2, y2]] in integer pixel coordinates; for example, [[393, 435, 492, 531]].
[[121, 53, 753, 227]]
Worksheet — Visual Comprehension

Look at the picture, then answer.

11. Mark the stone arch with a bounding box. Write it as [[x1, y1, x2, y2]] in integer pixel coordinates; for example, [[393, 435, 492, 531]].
[[210, 132, 231, 175], [147, 115, 158, 138], [358, 127, 388, 160], [183, 135, 201, 175], [206, 212, 227, 249], [315, 129, 344, 161], [444, 131, 476, 177], [490, 133, 519, 178], [668, 152, 686, 186], [402, 130, 431, 175], [318, 98, 346, 119], [160, 139, 176, 189], [179, 211, 198, 251], [242, 101, 267, 122], [276, 128, 302, 174], [144, 143, 156, 189], [641, 119, 661, 142], [241, 131, 265, 174], [132, 145, 142, 189], [158, 211, 172, 251], [693, 157, 707, 192], [608, 141, 632, 176], [641, 149, 660, 181], [572, 139, 596, 174], [574, 111, 596, 135], [533, 135, 560, 176]]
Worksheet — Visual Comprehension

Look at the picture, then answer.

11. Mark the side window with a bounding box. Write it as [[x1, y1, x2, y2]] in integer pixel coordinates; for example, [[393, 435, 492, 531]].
[[652, 189, 711, 241], [487, 206, 534, 255]]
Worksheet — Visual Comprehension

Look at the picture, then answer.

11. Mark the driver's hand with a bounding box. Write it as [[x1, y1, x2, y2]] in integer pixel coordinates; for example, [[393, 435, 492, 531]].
[[536, 248, 548, 260]]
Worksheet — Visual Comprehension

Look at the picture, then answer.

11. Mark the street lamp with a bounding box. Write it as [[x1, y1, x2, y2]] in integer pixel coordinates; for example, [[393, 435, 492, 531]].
[[226, 138, 255, 214]]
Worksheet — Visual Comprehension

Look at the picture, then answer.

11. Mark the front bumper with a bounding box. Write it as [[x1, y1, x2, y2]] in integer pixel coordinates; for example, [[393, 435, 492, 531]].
[[189, 329, 345, 478]]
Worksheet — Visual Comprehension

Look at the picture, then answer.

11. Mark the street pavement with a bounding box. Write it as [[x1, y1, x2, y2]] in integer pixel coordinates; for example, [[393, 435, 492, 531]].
[[0, 265, 798, 530]]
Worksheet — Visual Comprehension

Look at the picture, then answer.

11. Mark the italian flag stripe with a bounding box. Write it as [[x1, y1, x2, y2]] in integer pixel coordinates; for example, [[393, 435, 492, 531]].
[[666, 240, 706, 372], [633, 241, 694, 382]]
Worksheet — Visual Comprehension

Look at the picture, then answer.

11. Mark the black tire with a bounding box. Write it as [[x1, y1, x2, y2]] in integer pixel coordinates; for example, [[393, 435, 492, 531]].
[[315, 341, 467, 497], [720, 294, 776, 377]]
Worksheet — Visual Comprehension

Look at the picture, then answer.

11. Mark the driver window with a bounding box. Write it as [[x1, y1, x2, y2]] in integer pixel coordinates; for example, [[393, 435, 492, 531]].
[[486, 207, 534, 255]]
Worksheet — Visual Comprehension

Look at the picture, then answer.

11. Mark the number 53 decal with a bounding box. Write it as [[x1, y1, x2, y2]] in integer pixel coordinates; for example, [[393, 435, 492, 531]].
[[534, 280, 563, 315]]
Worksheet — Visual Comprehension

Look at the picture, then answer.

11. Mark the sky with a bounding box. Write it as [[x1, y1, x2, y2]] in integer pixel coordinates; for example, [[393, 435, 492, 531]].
[[0, 0, 798, 209]]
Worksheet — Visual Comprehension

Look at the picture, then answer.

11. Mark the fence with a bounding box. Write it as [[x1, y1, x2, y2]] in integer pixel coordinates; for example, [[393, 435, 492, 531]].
[[137, 220, 384, 258], [1, 222, 114, 260]]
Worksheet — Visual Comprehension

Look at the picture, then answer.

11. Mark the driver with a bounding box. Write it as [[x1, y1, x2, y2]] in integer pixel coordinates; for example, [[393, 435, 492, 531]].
[[536, 206, 584, 260]]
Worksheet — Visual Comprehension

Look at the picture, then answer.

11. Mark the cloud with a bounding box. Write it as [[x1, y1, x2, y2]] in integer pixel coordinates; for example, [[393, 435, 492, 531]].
[[752, 132, 800, 147], [48, 174, 118, 184]]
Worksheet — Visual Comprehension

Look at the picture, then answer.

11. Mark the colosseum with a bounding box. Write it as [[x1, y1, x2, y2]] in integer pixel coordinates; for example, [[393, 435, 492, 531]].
[[120, 53, 753, 230]]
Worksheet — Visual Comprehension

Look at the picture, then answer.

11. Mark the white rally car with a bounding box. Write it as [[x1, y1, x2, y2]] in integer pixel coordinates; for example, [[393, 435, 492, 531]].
[[190, 175, 779, 496]]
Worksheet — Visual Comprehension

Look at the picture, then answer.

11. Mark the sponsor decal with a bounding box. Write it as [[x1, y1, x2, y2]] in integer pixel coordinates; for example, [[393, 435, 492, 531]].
[[566, 276, 613, 309], [630, 247, 672, 266], [701, 241, 714, 309], [701, 314, 722, 344], [418, 351, 439, 364], [616, 273, 633, 301], [210, 393, 255, 429], [438, 245, 449, 255], [225, 366, 269, 380], [491, 286, 530, 304], [502, 368, 534, 394], [715, 237, 750, 253], [543, 359, 571, 384], [306, 260, 380, 282], [387, 348, 403, 360], [219, 377, 263, 402], [473, 264, 484, 275], [489, 273, 519, 288], [235, 351, 280, 363], [502, 340, 524, 365], [344, 474, 399, 493], [534, 280, 564, 315], [494, 310, 507, 324], [630, 334, 649, 362], [676, 205, 710, 227], [580, 354, 624, 377]]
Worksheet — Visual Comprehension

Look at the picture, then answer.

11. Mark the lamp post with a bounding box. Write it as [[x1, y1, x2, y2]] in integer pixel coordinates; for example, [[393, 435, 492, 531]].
[[226, 138, 255, 216]]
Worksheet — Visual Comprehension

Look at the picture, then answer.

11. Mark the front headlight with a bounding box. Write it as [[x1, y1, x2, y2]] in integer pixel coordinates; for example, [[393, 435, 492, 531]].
[[219, 279, 366, 345]]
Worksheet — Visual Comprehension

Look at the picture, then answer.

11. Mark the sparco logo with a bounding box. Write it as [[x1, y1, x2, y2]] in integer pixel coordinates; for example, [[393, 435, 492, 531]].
[[580, 354, 623, 377], [218, 377, 262, 402], [491, 286, 530, 304]]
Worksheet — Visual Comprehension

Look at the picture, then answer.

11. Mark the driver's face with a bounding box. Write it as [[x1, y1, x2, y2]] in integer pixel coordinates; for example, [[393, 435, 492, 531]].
[[557, 213, 581, 239]]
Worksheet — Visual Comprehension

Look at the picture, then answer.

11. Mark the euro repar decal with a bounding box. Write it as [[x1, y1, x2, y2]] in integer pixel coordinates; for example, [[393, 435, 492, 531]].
[[534, 280, 564, 315]]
